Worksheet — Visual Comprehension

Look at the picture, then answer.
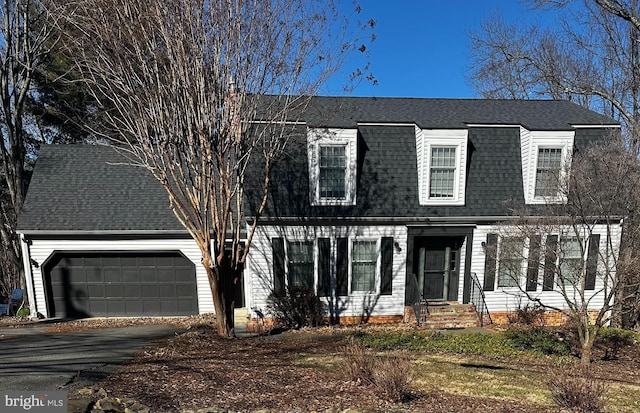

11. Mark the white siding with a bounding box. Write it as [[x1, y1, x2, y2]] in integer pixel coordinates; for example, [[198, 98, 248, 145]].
[[471, 223, 623, 313], [519, 126, 531, 197], [415, 125, 425, 204], [26, 238, 213, 317], [246, 225, 408, 319]]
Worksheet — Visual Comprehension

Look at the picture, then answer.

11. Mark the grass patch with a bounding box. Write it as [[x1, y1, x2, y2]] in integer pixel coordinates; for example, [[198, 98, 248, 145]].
[[410, 354, 553, 407], [354, 327, 573, 359]]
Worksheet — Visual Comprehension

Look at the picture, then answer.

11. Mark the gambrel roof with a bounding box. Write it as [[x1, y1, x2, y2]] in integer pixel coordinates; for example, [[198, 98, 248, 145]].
[[18, 97, 619, 233], [262, 96, 618, 130]]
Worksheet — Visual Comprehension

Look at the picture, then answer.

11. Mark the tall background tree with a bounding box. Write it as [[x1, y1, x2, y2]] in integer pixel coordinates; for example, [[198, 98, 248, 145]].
[[469, 0, 640, 140], [469, 0, 640, 329], [50, 0, 374, 336], [1, 0, 58, 298], [0, 0, 97, 300]]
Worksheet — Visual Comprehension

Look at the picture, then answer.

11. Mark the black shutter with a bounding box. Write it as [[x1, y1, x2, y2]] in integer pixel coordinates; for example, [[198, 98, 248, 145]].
[[543, 235, 558, 291], [526, 235, 541, 292], [381, 237, 393, 295], [483, 233, 498, 291], [336, 237, 348, 296], [585, 234, 600, 290], [318, 238, 331, 296], [272, 238, 285, 292]]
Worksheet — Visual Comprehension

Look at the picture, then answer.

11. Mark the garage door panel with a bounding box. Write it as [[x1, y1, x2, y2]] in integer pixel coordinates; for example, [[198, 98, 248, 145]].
[[122, 269, 139, 283], [125, 300, 142, 313], [103, 269, 122, 283], [123, 285, 141, 298], [142, 300, 160, 313], [156, 256, 175, 267], [142, 285, 159, 297], [91, 300, 108, 314], [161, 300, 178, 312], [158, 269, 176, 282], [158, 285, 176, 298], [88, 285, 105, 297], [45, 252, 198, 317], [174, 269, 195, 282], [140, 269, 157, 283], [137, 256, 156, 266], [84, 257, 102, 267], [86, 269, 102, 282], [120, 256, 138, 266]]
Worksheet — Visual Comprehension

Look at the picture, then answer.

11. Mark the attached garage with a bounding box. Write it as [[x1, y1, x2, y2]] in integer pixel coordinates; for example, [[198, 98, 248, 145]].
[[43, 251, 198, 318]]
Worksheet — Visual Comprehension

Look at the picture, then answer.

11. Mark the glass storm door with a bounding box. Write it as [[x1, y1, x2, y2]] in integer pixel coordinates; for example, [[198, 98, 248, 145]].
[[416, 238, 460, 301]]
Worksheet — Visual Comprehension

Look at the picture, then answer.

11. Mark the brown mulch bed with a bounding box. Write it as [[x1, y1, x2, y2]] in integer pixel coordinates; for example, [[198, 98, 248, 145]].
[[94, 327, 558, 412], [0, 313, 217, 331]]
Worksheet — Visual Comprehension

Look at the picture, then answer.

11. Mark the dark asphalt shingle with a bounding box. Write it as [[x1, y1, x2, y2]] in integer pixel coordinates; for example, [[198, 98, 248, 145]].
[[18, 98, 619, 231]]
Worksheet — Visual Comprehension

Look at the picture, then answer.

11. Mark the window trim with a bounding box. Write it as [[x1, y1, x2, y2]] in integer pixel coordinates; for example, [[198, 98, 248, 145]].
[[497, 236, 527, 289], [285, 239, 316, 290], [428, 146, 458, 199], [308, 128, 357, 206], [349, 239, 379, 293], [557, 235, 585, 288], [522, 130, 574, 205], [318, 144, 348, 200], [533, 145, 565, 200], [419, 130, 468, 206]]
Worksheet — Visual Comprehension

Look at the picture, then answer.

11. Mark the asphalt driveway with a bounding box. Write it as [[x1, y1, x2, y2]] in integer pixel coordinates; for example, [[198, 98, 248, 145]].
[[0, 323, 182, 391]]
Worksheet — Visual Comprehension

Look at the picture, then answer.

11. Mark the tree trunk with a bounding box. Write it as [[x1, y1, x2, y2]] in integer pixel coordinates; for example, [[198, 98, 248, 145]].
[[204, 254, 236, 338], [579, 323, 599, 366]]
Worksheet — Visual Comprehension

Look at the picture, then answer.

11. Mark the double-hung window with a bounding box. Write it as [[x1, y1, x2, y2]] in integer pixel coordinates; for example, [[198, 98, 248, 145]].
[[497, 237, 524, 288], [558, 237, 583, 287], [308, 128, 357, 206], [287, 240, 314, 290], [429, 147, 457, 199], [418, 129, 468, 205], [351, 240, 377, 292], [319, 145, 347, 199], [535, 147, 563, 198]]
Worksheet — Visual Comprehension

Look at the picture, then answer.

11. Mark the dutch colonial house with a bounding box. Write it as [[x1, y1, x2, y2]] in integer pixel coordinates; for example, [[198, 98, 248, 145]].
[[17, 97, 621, 328]]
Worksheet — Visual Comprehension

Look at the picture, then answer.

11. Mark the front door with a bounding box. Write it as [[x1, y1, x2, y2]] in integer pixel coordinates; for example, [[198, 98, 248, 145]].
[[414, 237, 461, 301]]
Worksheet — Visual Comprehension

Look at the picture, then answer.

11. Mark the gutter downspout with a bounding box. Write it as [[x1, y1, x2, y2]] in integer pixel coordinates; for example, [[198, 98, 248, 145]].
[[18, 232, 37, 318]]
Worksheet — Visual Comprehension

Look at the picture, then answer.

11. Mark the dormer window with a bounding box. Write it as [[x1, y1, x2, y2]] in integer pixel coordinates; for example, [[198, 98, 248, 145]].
[[416, 129, 468, 205], [534, 147, 563, 198], [319, 145, 347, 199], [429, 146, 457, 199], [308, 128, 357, 206], [521, 129, 574, 204]]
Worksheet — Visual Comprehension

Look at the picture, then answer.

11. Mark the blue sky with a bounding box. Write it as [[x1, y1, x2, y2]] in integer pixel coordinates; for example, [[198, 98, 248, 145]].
[[323, 0, 546, 98]]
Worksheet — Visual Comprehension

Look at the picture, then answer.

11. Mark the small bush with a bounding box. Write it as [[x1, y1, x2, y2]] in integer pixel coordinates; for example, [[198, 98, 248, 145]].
[[16, 304, 30, 317], [596, 327, 639, 360], [341, 337, 412, 402], [549, 368, 608, 413], [505, 326, 571, 356], [507, 303, 545, 326], [341, 337, 374, 384], [266, 287, 326, 329], [372, 356, 412, 402]]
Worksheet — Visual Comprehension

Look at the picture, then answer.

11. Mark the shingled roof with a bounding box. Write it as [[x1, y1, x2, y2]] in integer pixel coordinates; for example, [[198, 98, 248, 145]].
[[18, 144, 184, 233], [263, 96, 618, 130], [18, 97, 619, 232]]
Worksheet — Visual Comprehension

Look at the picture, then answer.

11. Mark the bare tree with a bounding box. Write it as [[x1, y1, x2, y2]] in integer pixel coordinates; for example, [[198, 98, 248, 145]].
[[0, 0, 63, 298], [50, 0, 373, 336], [492, 139, 640, 364], [469, 0, 640, 146]]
